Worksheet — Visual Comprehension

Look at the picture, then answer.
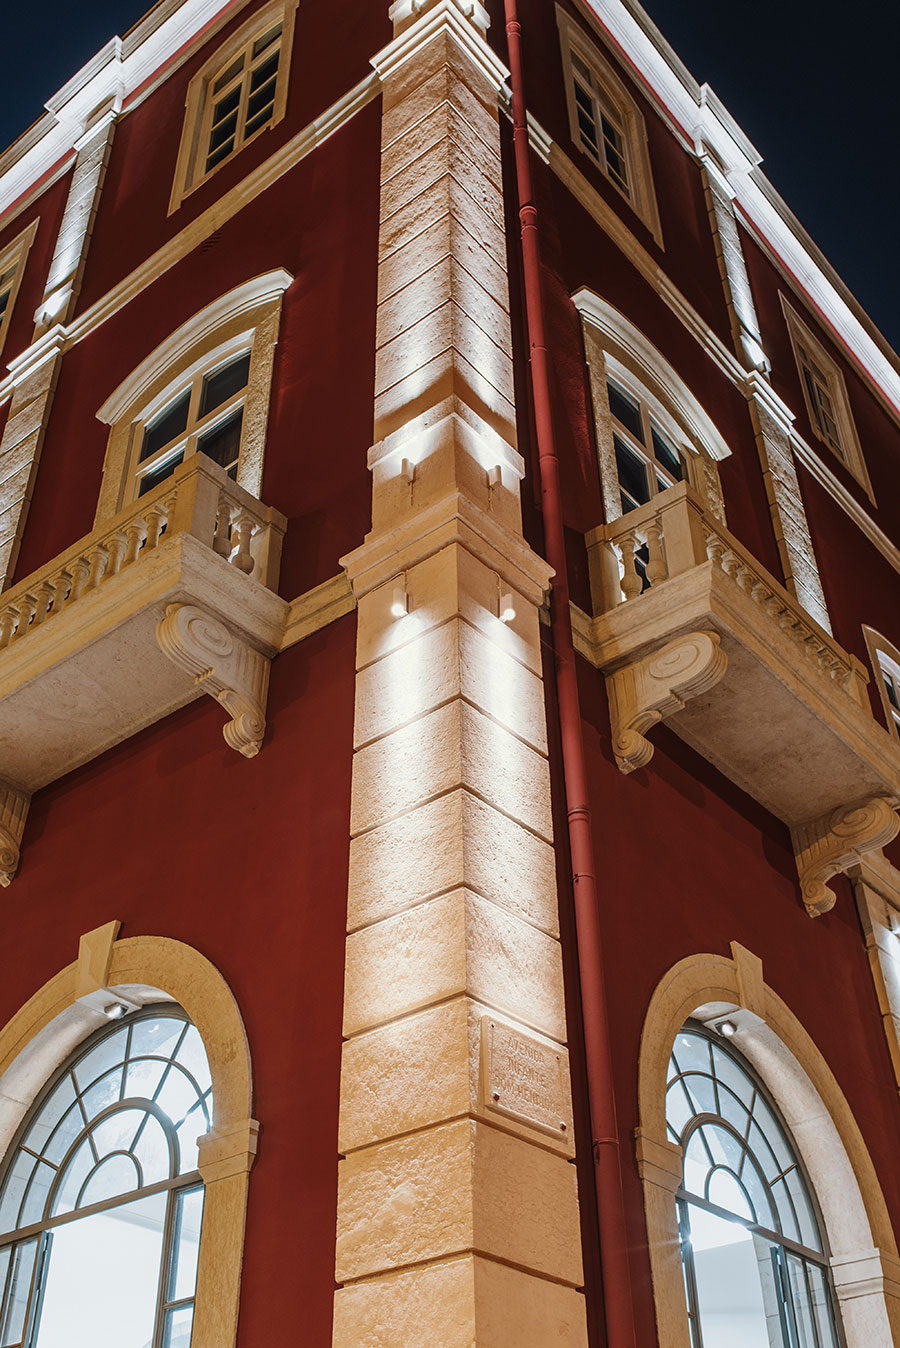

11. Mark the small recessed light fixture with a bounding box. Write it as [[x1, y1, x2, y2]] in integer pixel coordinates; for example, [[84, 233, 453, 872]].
[[390, 585, 408, 618], [498, 592, 516, 623], [487, 465, 502, 489], [400, 457, 415, 484], [718, 1019, 737, 1038], [103, 1002, 129, 1021]]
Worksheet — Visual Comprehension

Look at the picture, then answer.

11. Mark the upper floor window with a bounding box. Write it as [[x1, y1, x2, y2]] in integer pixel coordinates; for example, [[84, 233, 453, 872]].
[[169, 0, 298, 214], [557, 8, 662, 244], [95, 270, 291, 526], [781, 296, 874, 500], [668, 1024, 842, 1348], [862, 626, 900, 741], [607, 376, 684, 514], [131, 349, 250, 500], [0, 220, 38, 362], [0, 1007, 210, 1348]]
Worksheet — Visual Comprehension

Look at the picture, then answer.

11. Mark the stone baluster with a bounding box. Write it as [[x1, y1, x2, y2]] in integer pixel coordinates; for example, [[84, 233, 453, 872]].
[[616, 531, 643, 601], [644, 519, 667, 586], [51, 569, 72, 614], [122, 519, 146, 567], [105, 530, 128, 577], [85, 546, 108, 592], [32, 580, 56, 627], [213, 499, 234, 560], [13, 594, 36, 637], [67, 556, 91, 605], [230, 511, 256, 576], [705, 531, 728, 570], [144, 502, 169, 552], [0, 610, 16, 650]]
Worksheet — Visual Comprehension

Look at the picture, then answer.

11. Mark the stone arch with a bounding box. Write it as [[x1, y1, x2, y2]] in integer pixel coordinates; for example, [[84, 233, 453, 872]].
[[636, 942, 900, 1348], [0, 923, 257, 1348]]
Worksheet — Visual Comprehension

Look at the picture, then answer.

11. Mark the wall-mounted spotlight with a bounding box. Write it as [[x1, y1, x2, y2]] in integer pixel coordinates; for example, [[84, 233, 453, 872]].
[[390, 584, 408, 618], [498, 592, 516, 624], [103, 1001, 129, 1020], [717, 1019, 737, 1038], [400, 457, 415, 485], [486, 465, 501, 489]]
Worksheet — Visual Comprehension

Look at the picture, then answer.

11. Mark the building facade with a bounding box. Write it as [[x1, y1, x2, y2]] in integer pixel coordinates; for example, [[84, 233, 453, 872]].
[[0, 0, 898, 1345]]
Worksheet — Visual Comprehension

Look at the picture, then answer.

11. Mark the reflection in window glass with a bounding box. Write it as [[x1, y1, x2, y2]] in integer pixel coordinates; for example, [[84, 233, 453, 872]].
[[0, 1010, 211, 1348], [607, 379, 686, 515]]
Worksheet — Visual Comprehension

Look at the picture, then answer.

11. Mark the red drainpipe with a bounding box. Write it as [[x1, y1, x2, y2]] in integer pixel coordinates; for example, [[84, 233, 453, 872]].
[[502, 5, 637, 1346]]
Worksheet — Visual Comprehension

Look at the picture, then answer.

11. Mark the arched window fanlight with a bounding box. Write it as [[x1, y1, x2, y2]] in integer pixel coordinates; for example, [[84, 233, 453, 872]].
[[0, 1007, 211, 1348], [667, 1023, 843, 1348]]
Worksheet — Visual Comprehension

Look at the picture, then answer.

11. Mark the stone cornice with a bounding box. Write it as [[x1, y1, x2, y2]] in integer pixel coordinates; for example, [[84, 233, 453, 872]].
[[373, 0, 507, 89]]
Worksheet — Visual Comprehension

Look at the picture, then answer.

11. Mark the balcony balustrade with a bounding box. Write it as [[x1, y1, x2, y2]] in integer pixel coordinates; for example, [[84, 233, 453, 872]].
[[0, 456, 288, 882], [578, 481, 900, 914]]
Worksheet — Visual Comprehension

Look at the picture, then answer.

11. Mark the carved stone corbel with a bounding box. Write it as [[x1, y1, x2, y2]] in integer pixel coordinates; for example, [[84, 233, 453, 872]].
[[791, 796, 900, 918], [0, 782, 30, 886], [156, 604, 269, 758], [606, 630, 728, 773]]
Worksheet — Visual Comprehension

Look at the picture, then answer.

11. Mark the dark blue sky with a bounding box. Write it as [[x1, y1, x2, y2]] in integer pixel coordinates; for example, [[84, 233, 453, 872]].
[[1, 0, 898, 348]]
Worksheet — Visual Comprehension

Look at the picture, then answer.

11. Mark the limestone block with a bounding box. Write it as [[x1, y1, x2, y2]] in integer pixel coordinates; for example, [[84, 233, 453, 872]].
[[379, 172, 506, 271], [355, 542, 542, 675], [336, 1119, 582, 1285], [375, 344, 516, 446], [0, 463, 35, 513], [350, 698, 553, 840], [343, 887, 566, 1040], [380, 25, 503, 115], [376, 255, 511, 357], [375, 300, 513, 408], [382, 64, 498, 155], [378, 207, 508, 310], [1, 395, 49, 455], [354, 618, 547, 752], [339, 998, 575, 1157], [347, 789, 559, 935], [382, 99, 502, 197], [381, 133, 504, 230], [333, 1254, 589, 1348]]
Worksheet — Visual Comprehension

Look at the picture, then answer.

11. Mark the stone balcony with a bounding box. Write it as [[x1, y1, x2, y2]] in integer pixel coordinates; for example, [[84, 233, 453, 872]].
[[575, 481, 900, 915], [0, 457, 287, 882]]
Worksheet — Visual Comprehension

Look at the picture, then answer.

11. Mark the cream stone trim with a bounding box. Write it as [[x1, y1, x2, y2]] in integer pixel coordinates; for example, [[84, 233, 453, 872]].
[[0, 219, 38, 362], [0, 925, 255, 1348], [862, 625, 900, 744], [94, 269, 291, 523], [791, 797, 900, 918], [0, 781, 29, 887], [557, 6, 662, 246], [850, 855, 900, 1102], [781, 294, 874, 502], [168, 0, 299, 214], [281, 571, 355, 650], [606, 630, 727, 773], [638, 945, 900, 1347]]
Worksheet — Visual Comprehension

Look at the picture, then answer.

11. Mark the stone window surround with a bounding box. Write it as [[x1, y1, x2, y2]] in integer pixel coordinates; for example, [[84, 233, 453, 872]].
[[574, 288, 729, 530], [557, 5, 662, 246], [637, 943, 900, 1348], [167, 0, 299, 216], [0, 922, 257, 1348], [863, 624, 900, 743], [0, 218, 38, 362], [781, 293, 874, 504], [95, 268, 292, 526]]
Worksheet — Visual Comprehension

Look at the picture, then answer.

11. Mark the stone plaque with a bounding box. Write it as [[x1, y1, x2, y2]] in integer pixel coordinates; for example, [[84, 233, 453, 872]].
[[481, 1017, 569, 1138]]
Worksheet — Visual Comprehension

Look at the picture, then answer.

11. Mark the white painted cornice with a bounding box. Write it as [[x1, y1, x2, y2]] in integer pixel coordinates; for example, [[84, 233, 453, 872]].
[[372, 0, 508, 90]]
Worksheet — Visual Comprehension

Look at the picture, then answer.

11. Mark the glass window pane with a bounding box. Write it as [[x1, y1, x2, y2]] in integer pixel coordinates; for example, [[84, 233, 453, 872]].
[[607, 381, 644, 441], [212, 55, 243, 93], [651, 425, 684, 480], [155, 1069, 203, 1132], [80, 1067, 126, 1122], [199, 353, 250, 419], [17, 1163, 54, 1230], [805, 1260, 840, 1347], [174, 1026, 212, 1095], [681, 1070, 716, 1117], [133, 1115, 174, 1187], [252, 23, 282, 57], [686, 1207, 775, 1348], [614, 436, 650, 507], [138, 452, 184, 497], [73, 1028, 129, 1094], [208, 111, 239, 155], [40, 1103, 82, 1168], [168, 1187, 204, 1303], [21, 1078, 76, 1160], [197, 409, 243, 476], [78, 1154, 141, 1209], [163, 1304, 194, 1348], [246, 99, 276, 136], [249, 50, 279, 93], [140, 391, 190, 463], [51, 1139, 94, 1217], [124, 1058, 168, 1102], [211, 85, 240, 125], [0, 1154, 36, 1235], [0, 1238, 38, 1346], [129, 1018, 187, 1064], [33, 1192, 166, 1348]]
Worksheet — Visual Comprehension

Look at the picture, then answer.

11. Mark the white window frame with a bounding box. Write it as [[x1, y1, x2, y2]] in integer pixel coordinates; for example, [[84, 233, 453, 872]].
[[781, 295, 874, 501], [168, 0, 298, 215], [605, 370, 691, 514], [0, 219, 38, 363], [863, 625, 900, 742], [95, 270, 292, 525], [557, 7, 662, 245]]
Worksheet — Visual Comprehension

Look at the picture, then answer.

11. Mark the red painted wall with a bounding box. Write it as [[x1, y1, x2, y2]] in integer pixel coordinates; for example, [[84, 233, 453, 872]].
[[0, 173, 70, 369], [7, 613, 357, 1348]]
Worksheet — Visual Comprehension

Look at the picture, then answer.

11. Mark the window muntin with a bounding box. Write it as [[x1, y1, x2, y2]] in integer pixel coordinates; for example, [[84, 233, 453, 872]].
[[607, 377, 685, 514], [668, 1025, 842, 1348], [131, 349, 251, 501], [570, 51, 631, 196], [0, 1009, 210, 1348], [0, 219, 38, 361], [202, 24, 283, 177]]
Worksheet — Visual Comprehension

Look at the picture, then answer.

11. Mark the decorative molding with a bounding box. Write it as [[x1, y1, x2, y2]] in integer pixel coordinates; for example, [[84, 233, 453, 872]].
[[606, 630, 727, 773], [0, 782, 29, 887], [374, 0, 504, 85], [281, 571, 355, 650], [156, 603, 270, 757], [791, 797, 900, 918]]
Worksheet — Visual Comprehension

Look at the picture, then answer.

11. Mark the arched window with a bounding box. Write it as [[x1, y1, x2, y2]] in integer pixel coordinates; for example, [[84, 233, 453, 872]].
[[667, 1023, 841, 1348], [0, 1005, 211, 1348]]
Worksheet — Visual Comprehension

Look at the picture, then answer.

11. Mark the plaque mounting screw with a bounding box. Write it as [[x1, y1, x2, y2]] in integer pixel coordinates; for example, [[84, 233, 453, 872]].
[[492, 1092, 500, 1102], [560, 1122, 567, 1131]]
